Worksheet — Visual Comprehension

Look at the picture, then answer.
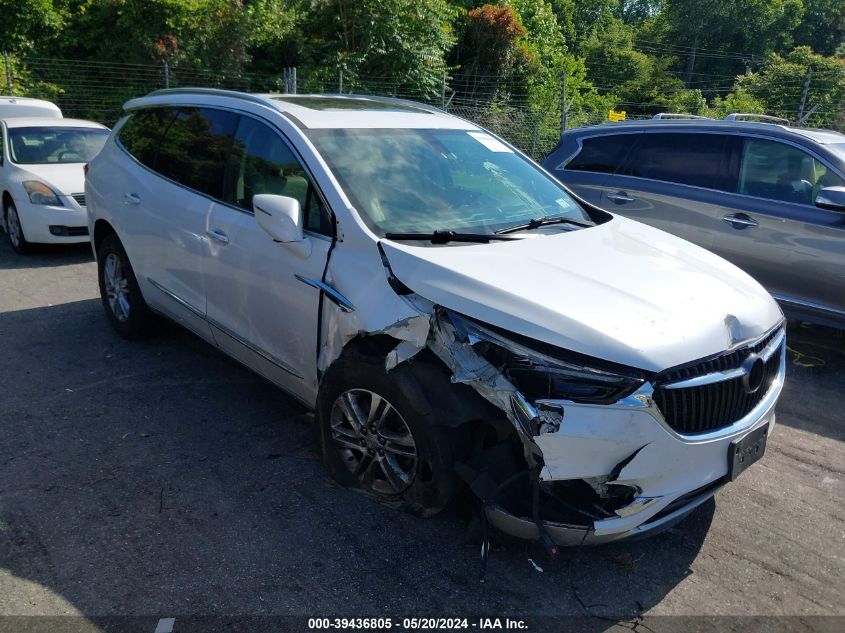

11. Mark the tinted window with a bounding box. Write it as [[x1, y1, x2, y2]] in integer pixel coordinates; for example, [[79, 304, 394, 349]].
[[625, 133, 735, 190], [156, 107, 238, 197], [739, 138, 845, 206], [564, 134, 635, 174], [224, 117, 332, 235], [117, 108, 172, 169]]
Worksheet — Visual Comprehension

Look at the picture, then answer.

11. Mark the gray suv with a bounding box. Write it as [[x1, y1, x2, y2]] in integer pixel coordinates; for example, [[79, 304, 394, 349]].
[[543, 116, 845, 329]]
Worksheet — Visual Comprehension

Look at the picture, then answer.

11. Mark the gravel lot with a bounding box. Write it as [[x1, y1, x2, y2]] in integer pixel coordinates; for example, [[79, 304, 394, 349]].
[[0, 238, 843, 631]]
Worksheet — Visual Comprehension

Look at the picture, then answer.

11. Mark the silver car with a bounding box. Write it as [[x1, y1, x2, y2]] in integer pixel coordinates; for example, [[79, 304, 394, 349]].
[[544, 115, 845, 329]]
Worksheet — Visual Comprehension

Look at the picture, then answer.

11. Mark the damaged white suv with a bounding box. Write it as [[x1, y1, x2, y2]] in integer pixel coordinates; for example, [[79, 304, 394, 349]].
[[86, 89, 785, 546]]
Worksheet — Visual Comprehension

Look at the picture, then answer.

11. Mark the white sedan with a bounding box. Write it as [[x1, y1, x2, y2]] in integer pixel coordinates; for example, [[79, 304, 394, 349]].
[[2, 117, 109, 254]]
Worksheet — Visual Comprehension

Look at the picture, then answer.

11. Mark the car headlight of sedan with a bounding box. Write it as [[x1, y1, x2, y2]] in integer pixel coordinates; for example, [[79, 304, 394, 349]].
[[23, 181, 64, 206], [449, 312, 646, 405]]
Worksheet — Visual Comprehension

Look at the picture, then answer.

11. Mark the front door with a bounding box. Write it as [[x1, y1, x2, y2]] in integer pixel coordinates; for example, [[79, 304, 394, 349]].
[[205, 115, 334, 403]]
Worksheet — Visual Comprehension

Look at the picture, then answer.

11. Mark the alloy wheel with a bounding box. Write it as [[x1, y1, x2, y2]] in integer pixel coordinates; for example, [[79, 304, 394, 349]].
[[329, 389, 418, 495], [103, 253, 131, 322], [7, 206, 21, 248]]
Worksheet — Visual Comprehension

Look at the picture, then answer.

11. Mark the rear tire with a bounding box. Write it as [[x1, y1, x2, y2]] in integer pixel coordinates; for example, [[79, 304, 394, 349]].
[[5, 201, 32, 254], [97, 233, 155, 339], [317, 351, 463, 517]]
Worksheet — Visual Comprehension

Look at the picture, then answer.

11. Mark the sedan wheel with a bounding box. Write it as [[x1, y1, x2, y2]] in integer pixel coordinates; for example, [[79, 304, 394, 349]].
[[329, 389, 418, 495], [5, 202, 31, 254]]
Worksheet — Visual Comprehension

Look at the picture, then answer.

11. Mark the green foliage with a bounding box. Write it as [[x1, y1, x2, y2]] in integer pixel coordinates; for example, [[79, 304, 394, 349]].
[[302, 0, 457, 97], [665, 88, 708, 115], [709, 87, 767, 118], [0, 0, 64, 54], [737, 46, 845, 125]]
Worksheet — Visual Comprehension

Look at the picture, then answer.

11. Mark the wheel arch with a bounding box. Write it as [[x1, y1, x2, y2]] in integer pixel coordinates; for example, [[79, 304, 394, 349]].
[[93, 219, 118, 258]]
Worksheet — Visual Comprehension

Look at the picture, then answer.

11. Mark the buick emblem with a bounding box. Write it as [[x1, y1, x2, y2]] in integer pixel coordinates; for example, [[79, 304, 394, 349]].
[[741, 353, 765, 394]]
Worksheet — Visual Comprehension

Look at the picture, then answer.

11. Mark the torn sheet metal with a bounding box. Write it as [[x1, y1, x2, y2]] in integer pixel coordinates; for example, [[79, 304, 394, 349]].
[[384, 316, 431, 371]]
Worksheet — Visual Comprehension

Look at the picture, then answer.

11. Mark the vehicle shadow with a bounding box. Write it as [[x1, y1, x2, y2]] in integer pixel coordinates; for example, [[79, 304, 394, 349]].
[[777, 321, 845, 441], [0, 239, 94, 269], [0, 299, 711, 627]]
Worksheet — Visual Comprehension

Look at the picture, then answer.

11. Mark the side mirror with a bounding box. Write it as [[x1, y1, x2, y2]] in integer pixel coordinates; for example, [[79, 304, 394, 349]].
[[815, 186, 845, 212], [253, 194, 312, 257]]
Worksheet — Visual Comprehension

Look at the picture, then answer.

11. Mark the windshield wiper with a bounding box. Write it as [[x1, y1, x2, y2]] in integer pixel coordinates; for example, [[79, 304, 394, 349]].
[[494, 216, 592, 234], [384, 230, 519, 244]]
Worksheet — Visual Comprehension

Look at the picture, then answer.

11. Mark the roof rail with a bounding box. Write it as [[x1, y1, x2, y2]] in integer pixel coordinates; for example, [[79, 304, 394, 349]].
[[724, 113, 790, 125], [139, 87, 277, 109], [652, 113, 712, 120]]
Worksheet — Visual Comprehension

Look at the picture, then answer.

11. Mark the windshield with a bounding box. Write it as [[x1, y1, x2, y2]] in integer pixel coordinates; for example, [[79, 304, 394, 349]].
[[305, 128, 591, 236], [8, 127, 109, 164]]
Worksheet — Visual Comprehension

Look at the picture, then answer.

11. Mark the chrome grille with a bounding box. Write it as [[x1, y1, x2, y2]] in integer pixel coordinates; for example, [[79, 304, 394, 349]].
[[653, 328, 783, 434], [71, 193, 86, 207]]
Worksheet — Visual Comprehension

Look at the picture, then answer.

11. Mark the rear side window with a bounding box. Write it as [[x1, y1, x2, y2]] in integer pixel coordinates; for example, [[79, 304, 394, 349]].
[[624, 133, 736, 191], [739, 138, 845, 206], [155, 107, 238, 197], [564, 134, 635, 174], [117, 108, 172, 169], [223, 116, 332, 235]]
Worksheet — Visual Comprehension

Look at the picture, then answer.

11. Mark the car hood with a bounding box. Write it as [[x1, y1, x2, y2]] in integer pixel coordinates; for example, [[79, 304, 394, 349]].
[[13, 163, 86, 197], [380, 216, 783, 373]]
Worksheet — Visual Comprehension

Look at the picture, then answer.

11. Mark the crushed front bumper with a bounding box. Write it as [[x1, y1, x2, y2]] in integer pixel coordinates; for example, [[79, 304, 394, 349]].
[[485, 338, 784, 545]]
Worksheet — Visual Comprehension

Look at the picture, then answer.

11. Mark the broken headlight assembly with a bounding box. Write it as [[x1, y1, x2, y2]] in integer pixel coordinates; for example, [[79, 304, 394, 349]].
[[450, 312, 645, 405]]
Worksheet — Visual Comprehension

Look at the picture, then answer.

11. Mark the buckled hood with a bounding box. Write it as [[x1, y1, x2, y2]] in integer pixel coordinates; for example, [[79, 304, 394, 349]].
[[380, 215, 783, 372]]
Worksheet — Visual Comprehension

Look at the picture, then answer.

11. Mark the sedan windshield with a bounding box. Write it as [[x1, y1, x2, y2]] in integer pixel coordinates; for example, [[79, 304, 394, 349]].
[[9, 127, 109, 165], [306, 128, 591, 236]]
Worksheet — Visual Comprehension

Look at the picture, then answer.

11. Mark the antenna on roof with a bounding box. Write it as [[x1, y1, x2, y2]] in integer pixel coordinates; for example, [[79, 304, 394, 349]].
[[724, 113, 790, 125], [652, 113, 712, 120]]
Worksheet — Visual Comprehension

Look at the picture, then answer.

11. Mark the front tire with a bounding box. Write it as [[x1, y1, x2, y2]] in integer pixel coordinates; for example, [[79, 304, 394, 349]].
[[5, 201, 32, 254], [317, 351, 462, 516], [97, 233, 155, 339]]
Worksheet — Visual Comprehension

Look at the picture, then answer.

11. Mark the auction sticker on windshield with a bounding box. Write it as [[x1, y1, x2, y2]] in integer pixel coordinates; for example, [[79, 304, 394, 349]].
[[467, 131, 513, 152]]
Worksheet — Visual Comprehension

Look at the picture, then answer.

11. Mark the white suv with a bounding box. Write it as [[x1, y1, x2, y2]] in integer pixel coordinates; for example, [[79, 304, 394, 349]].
[[86, 89, 785, 546]]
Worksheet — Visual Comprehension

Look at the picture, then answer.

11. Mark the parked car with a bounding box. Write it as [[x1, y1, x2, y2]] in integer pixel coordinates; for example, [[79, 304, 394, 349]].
[[86, 89, 785, 547], [0, 96, 62, 119], [1, 116, 110, 253], [543, 114, 845, 329]]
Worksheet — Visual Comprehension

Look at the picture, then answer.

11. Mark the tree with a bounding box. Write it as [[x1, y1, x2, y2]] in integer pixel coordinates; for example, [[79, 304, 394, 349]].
[[302, 0, 457, 97], [736, 46, 845, 126], [0, 0, 64, 55], [793, 0, 845, 56]]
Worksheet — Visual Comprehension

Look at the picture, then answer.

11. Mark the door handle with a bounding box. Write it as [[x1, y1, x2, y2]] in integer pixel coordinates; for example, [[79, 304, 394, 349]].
[[206, 229, 229, 244], [123, 193, 141, 205], [722, 213, 759, 228], [607, 191, 635, 203]]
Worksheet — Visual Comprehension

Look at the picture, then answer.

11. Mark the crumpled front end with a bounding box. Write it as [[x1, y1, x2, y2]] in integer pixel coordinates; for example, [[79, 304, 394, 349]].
[[419, 309, 786, 545]]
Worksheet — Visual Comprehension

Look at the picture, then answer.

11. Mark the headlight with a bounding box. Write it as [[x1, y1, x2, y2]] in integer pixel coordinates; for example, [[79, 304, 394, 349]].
[[23, 181, 64, 206], [449, 312, 645, 405]]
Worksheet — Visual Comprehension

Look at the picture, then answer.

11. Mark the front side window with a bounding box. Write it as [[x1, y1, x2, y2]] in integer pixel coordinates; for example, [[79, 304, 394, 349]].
[[306, 128, 589, 236], [223, 116, 331, 234], [739, 138, 845, 206], [564, 134, 635, 174], [624, 133, 736, 191], [155, 107, 238, 198], [8, 127, 109, 165]]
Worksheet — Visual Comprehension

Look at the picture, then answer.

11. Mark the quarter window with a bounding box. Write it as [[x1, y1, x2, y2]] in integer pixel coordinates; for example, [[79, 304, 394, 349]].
[[624, 133, 736, 191], [739, 138, 845, 206], [117, 108, 172, 169], [223, 117, 332, 235], [155, 107, 238, 198], [564, 134, 635, 174]]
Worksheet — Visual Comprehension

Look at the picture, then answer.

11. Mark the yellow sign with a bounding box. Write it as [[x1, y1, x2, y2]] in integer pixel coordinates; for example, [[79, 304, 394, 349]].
[[608, 110, 627, 122]]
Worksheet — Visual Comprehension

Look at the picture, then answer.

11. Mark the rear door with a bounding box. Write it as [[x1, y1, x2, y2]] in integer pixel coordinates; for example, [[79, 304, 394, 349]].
[[117, 106, 238, 338], [205, 114, 334, 403], [599, 132, 740, 242], [697, 135, 845, 318], [549, 132, 639, 207]]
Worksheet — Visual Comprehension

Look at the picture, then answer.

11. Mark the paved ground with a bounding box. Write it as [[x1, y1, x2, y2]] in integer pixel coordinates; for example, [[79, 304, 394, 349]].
[[0, 238, 843, 630]]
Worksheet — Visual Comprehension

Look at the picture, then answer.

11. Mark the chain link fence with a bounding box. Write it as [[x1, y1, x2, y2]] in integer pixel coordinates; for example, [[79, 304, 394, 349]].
[[5, 56, 841, 161]]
